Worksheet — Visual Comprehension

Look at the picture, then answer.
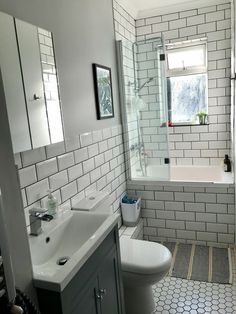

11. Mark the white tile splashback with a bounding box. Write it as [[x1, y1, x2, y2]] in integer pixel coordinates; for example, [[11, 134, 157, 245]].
[[26, 179, 49, 205], [21, 147, 46, 167], [16, 125, 126, 226], [58, 152, 75, 171], [68, 163, 83, 182], [36, 158, 58, 180], [45, 141, 65, 159], [74, 147, 88, 164], [19, 166, 37, 188], [49, 170, 69, 191], [65, 135, 81, 152], [80, 132, 93, 147]]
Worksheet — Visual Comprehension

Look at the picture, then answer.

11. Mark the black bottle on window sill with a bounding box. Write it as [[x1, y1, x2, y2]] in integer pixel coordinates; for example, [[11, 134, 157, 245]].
[[224, 155, 231, 172]]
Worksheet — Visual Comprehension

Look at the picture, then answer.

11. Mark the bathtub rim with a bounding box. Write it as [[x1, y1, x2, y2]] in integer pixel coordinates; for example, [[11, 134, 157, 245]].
[[130, 165, 234, 187], [127, 178, 234, 188]]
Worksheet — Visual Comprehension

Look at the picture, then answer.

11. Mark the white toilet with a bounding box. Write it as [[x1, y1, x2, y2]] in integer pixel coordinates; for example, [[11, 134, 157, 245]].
[[120, 236, 172, 314], [72, 191, 172, 314]]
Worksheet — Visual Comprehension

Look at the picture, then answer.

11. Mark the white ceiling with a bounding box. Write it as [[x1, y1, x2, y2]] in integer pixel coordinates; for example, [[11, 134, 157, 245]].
[[117, 0, 229, 19]]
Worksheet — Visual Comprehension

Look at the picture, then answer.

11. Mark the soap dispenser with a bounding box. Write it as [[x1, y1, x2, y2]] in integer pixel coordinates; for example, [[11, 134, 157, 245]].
[[46, 190, 58, 217]]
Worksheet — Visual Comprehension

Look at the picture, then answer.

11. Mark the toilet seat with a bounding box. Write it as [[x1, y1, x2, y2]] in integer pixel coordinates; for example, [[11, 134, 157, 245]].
[[120, 237, 172, 275]]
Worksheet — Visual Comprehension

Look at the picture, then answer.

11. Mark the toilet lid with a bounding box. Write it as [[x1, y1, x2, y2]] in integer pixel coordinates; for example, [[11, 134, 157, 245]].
[[120, 237, 172, 275]]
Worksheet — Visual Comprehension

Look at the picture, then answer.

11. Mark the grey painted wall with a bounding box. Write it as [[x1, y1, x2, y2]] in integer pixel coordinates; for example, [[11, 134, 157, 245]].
[[0, 0, 121, 139]]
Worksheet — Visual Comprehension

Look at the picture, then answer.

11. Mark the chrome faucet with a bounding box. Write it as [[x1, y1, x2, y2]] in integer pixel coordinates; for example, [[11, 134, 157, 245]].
[[29, 207, 47, 236], [134, 143, 144, 156]]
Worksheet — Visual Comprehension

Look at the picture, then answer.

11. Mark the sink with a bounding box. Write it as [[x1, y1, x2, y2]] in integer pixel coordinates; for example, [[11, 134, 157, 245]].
[[30, 211, 109, 265], [28, 210, 119, 291]]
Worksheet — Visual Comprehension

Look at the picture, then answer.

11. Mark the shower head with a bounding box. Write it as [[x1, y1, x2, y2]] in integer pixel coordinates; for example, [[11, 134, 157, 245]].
[[136, 77, 154, 92]]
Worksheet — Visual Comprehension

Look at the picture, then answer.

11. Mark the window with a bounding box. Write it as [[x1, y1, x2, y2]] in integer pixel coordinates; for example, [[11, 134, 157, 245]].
[[166, 40, 208, 124]]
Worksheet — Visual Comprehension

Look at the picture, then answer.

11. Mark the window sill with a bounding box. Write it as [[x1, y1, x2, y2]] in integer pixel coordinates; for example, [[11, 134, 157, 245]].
[[161, 123, 210, 128], [170, 123, 209, 127]]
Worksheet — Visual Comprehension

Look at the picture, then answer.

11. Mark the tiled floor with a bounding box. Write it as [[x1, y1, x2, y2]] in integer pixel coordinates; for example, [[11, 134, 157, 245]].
[[152, 248, 236, 314]]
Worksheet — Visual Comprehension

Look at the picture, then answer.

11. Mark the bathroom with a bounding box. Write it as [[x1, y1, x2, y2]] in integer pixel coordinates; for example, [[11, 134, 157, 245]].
[[0, 0, 235, 313]]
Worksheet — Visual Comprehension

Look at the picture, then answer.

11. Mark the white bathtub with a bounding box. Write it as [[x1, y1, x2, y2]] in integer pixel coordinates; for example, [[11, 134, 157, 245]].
[[171, 165, 233, 183], [133, 165, 233, 184]]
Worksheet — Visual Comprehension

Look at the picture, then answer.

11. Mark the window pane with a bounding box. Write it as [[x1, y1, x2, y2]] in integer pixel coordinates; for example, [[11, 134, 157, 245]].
[[167, 45, 206, 70], [168, 74, 207, 123]]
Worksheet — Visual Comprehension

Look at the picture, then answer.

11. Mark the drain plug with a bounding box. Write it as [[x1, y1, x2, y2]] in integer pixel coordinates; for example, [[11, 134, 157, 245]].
[[57, 256, 69, 266]]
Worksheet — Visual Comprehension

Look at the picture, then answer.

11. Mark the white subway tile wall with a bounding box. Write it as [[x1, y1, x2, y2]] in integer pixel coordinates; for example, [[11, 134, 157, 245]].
[[15, 125, 126, 225], [135, 3, 231, 166], [127, 181, 234, 246]]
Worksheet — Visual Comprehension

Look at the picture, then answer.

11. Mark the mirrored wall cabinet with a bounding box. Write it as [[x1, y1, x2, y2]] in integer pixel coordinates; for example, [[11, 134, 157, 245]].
[[0, 11, 64, 153]]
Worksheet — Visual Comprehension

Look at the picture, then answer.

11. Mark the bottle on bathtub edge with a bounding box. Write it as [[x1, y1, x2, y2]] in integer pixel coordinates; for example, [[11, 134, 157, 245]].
[[224, 154, 231, 172]]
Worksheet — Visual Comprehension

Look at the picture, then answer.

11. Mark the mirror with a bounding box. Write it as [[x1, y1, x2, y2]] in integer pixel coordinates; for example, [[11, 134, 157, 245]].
[[0, 11, 64, 153]]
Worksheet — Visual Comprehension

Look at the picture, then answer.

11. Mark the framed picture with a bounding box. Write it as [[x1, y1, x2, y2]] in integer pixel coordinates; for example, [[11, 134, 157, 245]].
[[92, 63, 114, 119]]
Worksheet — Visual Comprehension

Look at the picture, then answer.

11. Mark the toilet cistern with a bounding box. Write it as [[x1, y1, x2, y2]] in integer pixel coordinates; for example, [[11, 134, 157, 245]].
[[72, 191, 112, 214]]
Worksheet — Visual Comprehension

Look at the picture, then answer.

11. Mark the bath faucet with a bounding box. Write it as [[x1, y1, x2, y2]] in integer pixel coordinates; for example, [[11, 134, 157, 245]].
[[135, 143, 144, 156], [29, 207, 47, 236]]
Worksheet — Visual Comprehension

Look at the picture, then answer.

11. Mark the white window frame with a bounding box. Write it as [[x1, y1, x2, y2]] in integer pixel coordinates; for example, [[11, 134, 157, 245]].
[[166, 39, 208, 125], [166, 39, 208, 77]]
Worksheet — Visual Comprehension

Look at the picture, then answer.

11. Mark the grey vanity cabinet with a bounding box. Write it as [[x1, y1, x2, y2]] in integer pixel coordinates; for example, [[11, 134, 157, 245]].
[[70, 272, 100, 314], [36, 226, 125, 314], [98, 249, 121, 314]]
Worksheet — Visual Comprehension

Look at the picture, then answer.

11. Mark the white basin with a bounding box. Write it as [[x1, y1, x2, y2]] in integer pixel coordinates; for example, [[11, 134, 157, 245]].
[[29, 210, 119, 291], [30, 211, 109, 265]]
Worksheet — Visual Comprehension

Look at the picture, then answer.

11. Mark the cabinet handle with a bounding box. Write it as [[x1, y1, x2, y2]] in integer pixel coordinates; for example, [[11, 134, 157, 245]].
[[33, 94, 41, 101], [99, 289, 107, 296], [96, 293, 103, 300], [96, 288, 107, 301]]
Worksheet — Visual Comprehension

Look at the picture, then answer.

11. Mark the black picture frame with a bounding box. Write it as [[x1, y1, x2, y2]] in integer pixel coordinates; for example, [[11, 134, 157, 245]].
[[92, 63, 114, 120]]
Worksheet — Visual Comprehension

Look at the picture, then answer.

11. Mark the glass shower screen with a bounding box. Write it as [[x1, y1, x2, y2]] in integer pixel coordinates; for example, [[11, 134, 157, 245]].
[[117, 37, 170, 181]]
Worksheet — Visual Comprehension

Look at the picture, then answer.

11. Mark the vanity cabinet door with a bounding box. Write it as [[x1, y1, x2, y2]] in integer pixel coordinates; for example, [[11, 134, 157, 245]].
[[98, 248, 121, 314], [70, 275, 100, 314], [0, 12, 31, 153], [15, 19, 51, 149]]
